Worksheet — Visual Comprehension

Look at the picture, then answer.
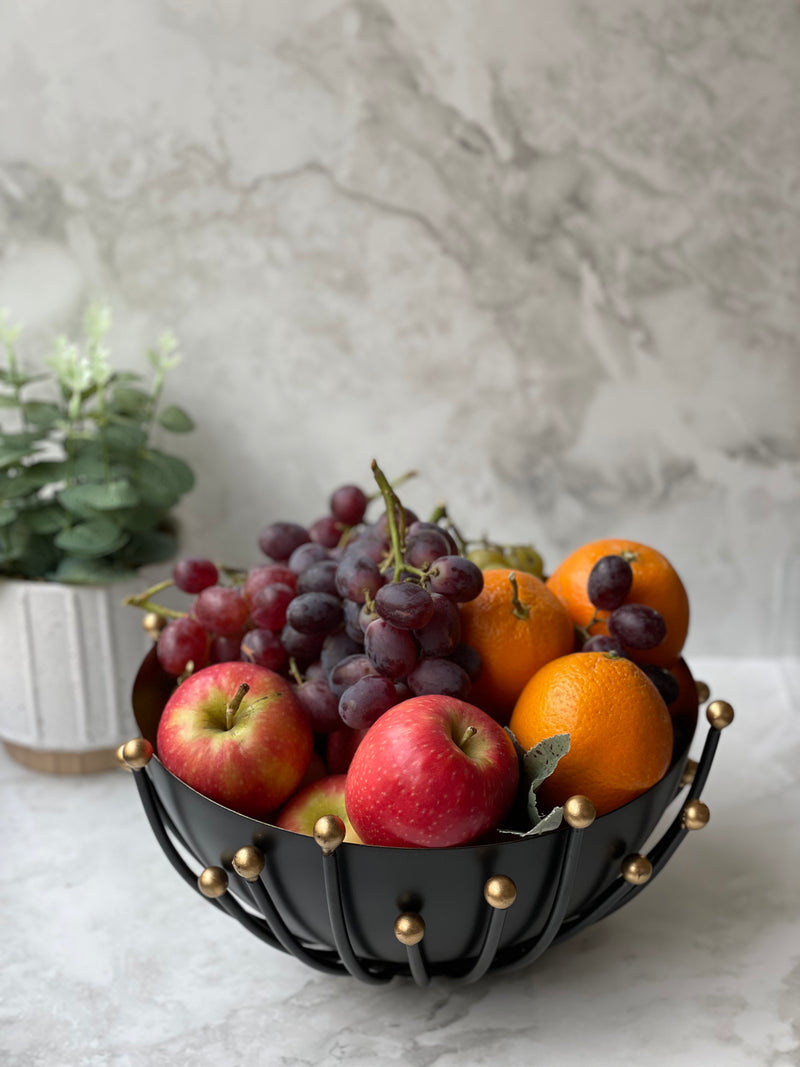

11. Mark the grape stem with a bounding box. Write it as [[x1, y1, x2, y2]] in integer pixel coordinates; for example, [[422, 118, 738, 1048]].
[[288, 658, 304, 686], [508, 572, 531, 620], [226, 683, 250, 730], [123, 579, 186, 620], [371, 459, 426, 583], [366, 468, 417, 504], [574, 610, 600, 644], [428, 502, 467, 555]]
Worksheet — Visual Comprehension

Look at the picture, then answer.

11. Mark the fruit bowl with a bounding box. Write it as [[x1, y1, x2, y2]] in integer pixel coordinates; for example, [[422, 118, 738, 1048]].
[[123, 647, 732, 985]]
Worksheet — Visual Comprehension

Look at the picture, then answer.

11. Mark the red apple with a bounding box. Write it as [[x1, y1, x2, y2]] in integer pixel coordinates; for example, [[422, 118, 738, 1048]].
[[156, 661, 313, 820], [274, 774, 362, 844], [344, 695, 519, 848]]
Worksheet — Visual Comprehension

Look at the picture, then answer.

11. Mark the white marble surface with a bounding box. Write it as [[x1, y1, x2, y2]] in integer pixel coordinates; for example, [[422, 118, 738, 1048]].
[[2, 657, 798, 1066], [1, 2, 799, 657]]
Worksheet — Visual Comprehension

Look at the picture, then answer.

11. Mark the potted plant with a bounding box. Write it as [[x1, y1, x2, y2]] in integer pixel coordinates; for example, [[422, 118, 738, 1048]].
[[0, 304, 196, 772]]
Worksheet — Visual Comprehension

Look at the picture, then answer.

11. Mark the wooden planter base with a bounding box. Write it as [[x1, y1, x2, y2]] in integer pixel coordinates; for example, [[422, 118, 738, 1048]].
[[3, 741, 119, 775]]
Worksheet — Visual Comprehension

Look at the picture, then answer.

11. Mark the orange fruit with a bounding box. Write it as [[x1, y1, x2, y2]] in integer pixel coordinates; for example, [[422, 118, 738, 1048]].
[[508, 652, 673, 816], [459, 568, 575, 725], [546, 539, 689, 666]]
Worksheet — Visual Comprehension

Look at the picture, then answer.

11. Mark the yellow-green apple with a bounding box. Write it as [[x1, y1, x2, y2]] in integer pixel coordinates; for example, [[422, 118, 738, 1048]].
[[156, 661, 312, 820], [344, 695, 519, 847], [274, 774, 362, 844]]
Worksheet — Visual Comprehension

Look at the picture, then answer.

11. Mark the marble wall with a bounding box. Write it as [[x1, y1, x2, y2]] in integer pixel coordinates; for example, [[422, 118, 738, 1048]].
[[1, 0, 798, 657]]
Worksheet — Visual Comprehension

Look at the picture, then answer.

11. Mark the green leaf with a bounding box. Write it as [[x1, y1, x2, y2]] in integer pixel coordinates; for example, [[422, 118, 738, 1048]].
[[54, 518, 128, 559], [115, 504, 168, 532], [499, 806, 564, 839], [136, 451, 194, 509], [51, 555, 138, 585], [15, 533, 59, 579], [144, 450, 194, 494], [157, 404, 195, 433], [22, 504, 67, 534], [522, 733, 571, 796], [0, 446, 33, 470], [110, 385, 152, 419], [0, 394, 23, 408], [0, 521, 29, 562], [103, 422, 148, 455], [0, 504, 18, 526], [22, 401, 63, 428], [2, 431, 45, 449], [121, 529, 178, 567], [0, 461, 68, 500], [57, 485, 102, 519], [63, 480, 139, 511], [498, 731, 571, 838]]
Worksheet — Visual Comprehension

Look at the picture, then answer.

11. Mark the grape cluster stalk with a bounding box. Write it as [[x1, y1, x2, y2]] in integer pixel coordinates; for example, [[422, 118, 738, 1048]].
[[133, 462, 486, 741]]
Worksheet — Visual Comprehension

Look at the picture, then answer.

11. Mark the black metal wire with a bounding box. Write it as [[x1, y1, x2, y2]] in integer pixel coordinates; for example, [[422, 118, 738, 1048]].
[[453, 906, 508, 985], [405, 942, 430, 987], [320, 850, 393, 985]]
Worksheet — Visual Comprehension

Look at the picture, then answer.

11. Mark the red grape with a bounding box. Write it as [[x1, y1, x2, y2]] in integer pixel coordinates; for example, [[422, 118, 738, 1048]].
[[309, 515, 342, 549], [329, 484, 368, 526], [250, 582, 295, 631], [193, 586, 249, 635], [294, 678, 341, 733], [173, 557, 218, 594], [157, 617, 209, 675], [243, 564, 297, 605], [240, 628, 288, 672]]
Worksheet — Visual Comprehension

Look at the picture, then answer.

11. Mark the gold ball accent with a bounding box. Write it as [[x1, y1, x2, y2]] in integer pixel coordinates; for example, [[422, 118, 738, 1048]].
[[706, 700, 734, 730], [142, 612, 167, 640], [232, 845, 265, 882], [198, 866, 228, 898], [695, 680, 711, 704], [394, 912, 425, 946], [313, 814, 346, 855], [563, 795, 596, 829], [621, 854, 653, 885], [680, 758, 698, 789], [682, 799, 710, 831], [484, 874, 517, 910], [121, 737, 153, 769]]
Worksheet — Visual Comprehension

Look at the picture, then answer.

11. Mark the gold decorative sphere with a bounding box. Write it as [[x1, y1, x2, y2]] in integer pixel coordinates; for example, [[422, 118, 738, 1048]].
[[394, 913, 425, 946], [142, 612, 167, 640], [706, 700, 734, 730], [621, 854, 653, 885], [232, 846, 265, 882], [682, 799, 710, 831], [313, 814, 346, 855], [120, 737, 154, 769], [484, 875, 517, 910], [116, 744, 132, 771], [680, 758, 698, 789], [563, 795, 596, 829], [198, 866, 228, 898], [695, 680, 711, 704]]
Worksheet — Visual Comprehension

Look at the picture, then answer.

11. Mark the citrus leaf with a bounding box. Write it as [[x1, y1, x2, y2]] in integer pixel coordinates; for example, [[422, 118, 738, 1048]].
[[54, 518, 128, 558], [157, 404, 194, 433]]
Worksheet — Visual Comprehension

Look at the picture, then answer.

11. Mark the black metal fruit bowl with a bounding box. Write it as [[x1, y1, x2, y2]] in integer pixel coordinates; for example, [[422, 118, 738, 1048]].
[[123, 648, 732, 985]]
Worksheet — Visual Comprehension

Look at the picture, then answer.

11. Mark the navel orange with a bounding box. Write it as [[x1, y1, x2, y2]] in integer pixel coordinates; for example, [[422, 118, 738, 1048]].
[[459, 568, 575, 725], [508, 651, 674, 816], [545, 539, 689, 666]]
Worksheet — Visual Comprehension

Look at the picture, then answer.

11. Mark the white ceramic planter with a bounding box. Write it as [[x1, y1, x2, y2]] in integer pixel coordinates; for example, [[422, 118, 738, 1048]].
[[0, 578, 152, 768]]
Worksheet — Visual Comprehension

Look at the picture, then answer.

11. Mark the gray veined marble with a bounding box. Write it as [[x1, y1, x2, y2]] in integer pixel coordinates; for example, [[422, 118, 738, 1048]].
[[1, 0, 799, 655]]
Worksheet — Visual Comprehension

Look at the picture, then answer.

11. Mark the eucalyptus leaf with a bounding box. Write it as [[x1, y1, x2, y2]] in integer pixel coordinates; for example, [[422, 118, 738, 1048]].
[[103, 422, 148, 455], [0, 446, 33, 470], [498, 806, 564, 839], [157, 404, 195, 433], [144, 450, 195, 494], [0, 504, 18, 526], [2, 431, 46, 449], [15, 534, 59, 579], [522, 734, 571, 795], [65, 480, 139, 511], [51, 555, 138, 585], [54, 518, 128, 558], [58, 485, 102, 519], [122, 529, 178, 567], [115, 504, 167, 532], [23, 504, 67, 534], [0, 461, 69, 497], [0, 521, 29, 563], [110, 385, 152, 419], [22, 402, 62, 429]]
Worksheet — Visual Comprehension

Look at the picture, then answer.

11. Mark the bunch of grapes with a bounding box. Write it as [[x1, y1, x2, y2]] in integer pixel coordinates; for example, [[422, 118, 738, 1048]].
[[579, 554, 679, 706], [143, 463, 486, 738]]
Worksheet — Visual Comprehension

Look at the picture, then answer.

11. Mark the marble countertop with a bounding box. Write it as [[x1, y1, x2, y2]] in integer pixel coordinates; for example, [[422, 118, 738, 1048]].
[[3, 657, 798, 1067]]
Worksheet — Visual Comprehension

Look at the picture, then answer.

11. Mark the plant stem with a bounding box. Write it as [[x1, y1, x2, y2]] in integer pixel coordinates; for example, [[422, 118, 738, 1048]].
[[508, 572, 531, 620], [371, 459, 406, 582], [226, 683, 250, 730], [458, 725, 478, 749], [288, 658, 304, 686], [122, 579, 185, 620]]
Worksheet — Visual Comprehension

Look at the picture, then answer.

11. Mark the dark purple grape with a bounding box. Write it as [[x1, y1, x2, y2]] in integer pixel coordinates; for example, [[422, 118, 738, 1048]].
[[343, 598, 366, 643], [341, 530, 388, 564], [250, 582, 295, 630], [320, 631, 362, 674], [309, 515, 342, 549], [209, 633, 242, 664], [258, 521, 310, 562], [304, 660, 327, 682], [330, 484, 368, 527], [374, 506, 419, 539], [294, 678, 341, 733], [408, 520, 458, 556], [358, 600, 379, 632], [375, 582, 434, 629], [414, 592, 461, 657], [587, 555, 634, 611], [328, 653, 379, 698], [407, 658, 471, 699], [286, 592, 343, 635], [157, 617, 209, 675], [297, 559, 339, 596], [638, 664, 680, 706], [339, 675, 399, 730], [426, 556, 484, 603], [335, 554, 384, 604], [364, 618, 419, 678], [448, 642, 482, 681], [288, 541, 329, 574], [608, 603, 667, 650], [280, 624, 324, 667], [193, 586, 249, 635], [581, 634, 629, 656], [404, 527, 451, 569], [240, 628, 288, 672], [173, 557, 219, 594]]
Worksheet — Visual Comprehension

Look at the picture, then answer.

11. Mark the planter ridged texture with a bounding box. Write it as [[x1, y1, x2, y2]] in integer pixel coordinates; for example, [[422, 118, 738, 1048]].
[[0, 579, 151, 753]]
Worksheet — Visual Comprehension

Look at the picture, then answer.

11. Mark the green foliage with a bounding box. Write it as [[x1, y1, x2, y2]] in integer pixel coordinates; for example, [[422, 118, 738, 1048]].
[[0, 305, 196, 584]]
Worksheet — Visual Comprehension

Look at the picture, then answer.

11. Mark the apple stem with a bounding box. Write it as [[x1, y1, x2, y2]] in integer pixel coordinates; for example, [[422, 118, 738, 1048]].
[[226, 683, 250, 730], [458, 725, 478, 750], [508, 572, 531, 620]]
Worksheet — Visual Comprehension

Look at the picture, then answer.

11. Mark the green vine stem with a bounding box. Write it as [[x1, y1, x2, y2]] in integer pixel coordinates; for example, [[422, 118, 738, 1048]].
[[370, 459, 427, 583], [123, 578, 185, 620]]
